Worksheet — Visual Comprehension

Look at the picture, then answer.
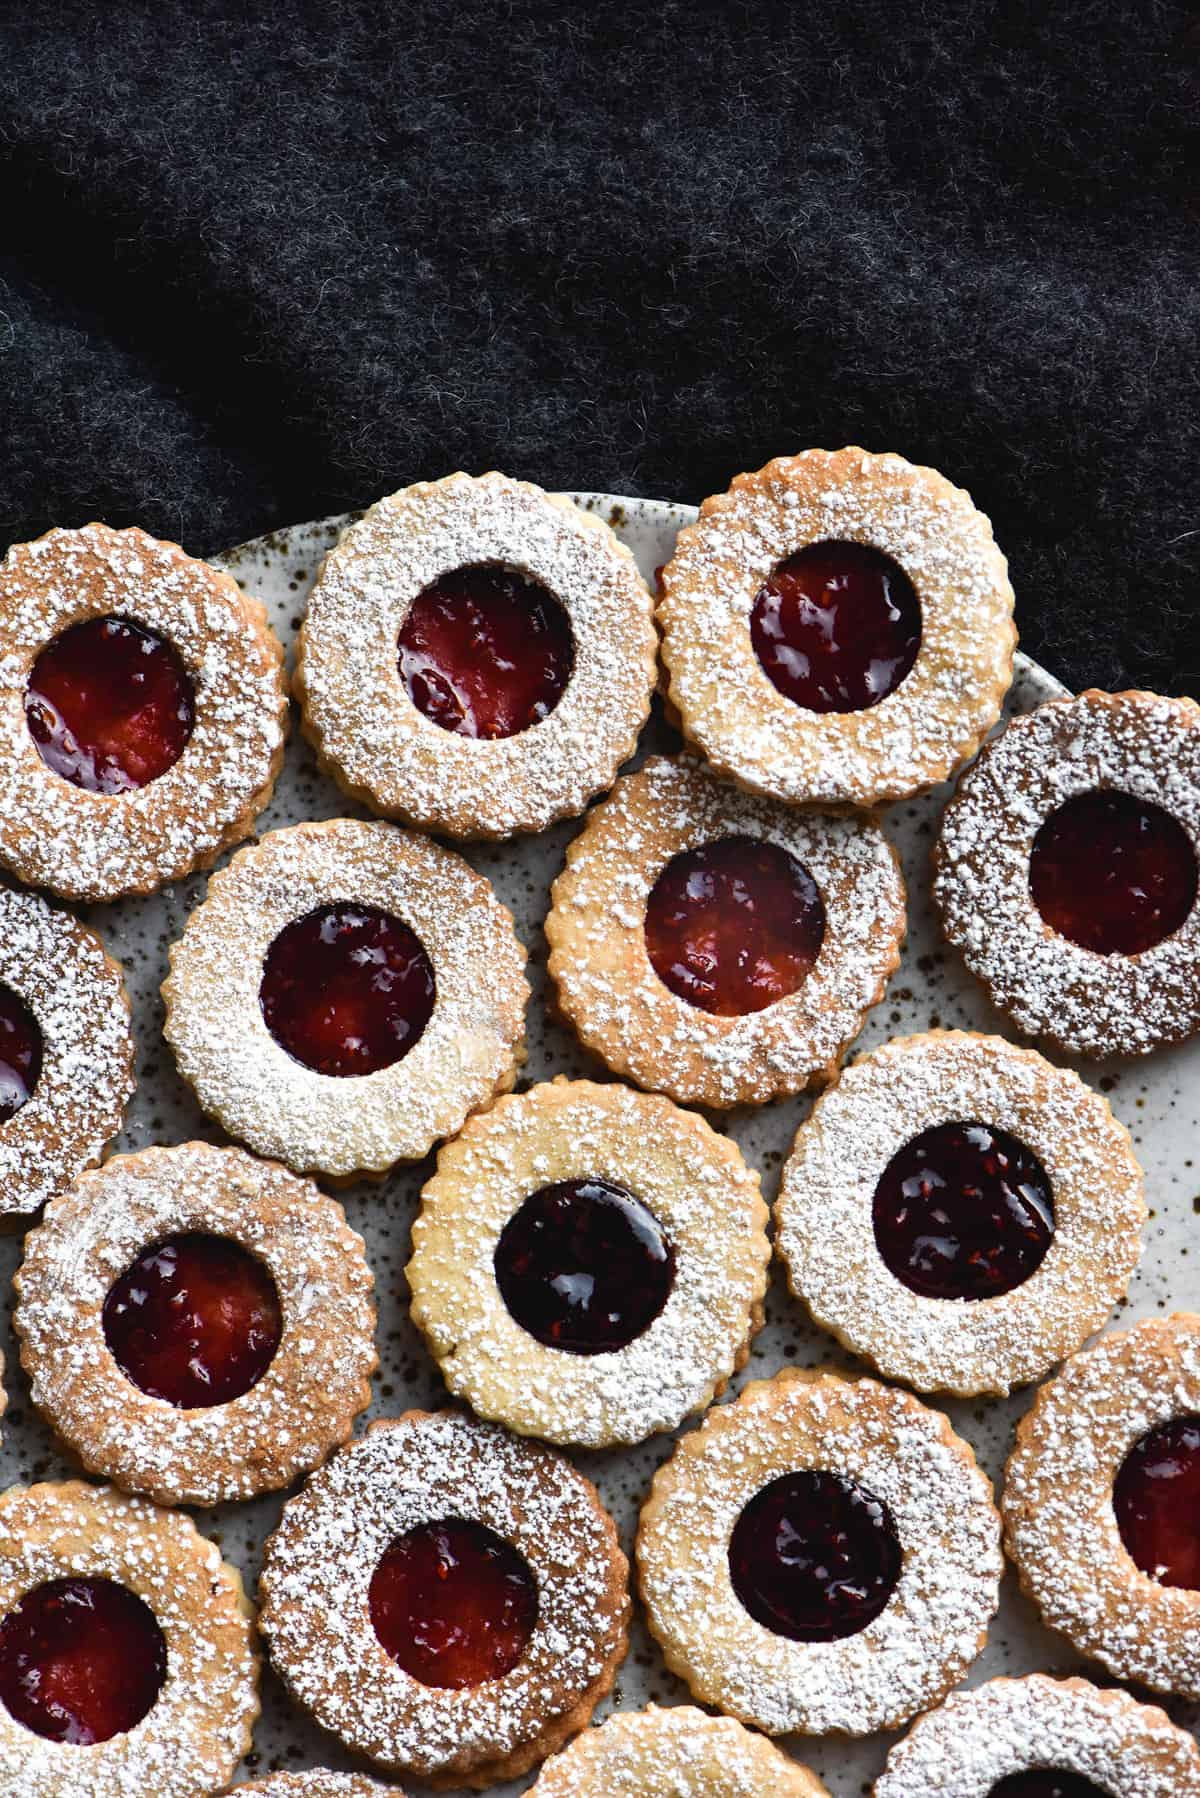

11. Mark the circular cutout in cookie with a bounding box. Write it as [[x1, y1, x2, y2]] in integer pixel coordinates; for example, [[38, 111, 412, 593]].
[[369, 1517, 539, 1689], [750, 540, 921, 714], [0, 1575, 167, 1745], [1112, 1413, 1200, 1591], [0, 984, 42, 1122], [1029, 789, 1197, 956]]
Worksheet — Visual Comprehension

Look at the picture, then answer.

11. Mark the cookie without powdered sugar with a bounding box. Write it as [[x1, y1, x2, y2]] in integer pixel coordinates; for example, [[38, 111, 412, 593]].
[[529, 1704, 831, 1796]]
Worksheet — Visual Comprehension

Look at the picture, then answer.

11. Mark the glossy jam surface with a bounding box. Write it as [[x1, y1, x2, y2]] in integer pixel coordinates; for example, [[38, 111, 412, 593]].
[[1113, 1413, 1200, 1590], [25, 615, 195, 792], [494, 1177, 676, 1355], [0, 984, 42, 1123], [260, 902, 436, 1078], [103, 1231, 283, 1408], [644, 835, 826, 1016], [1029, 789, 1197, 956], [728, 1470, 902, 1642], [369, 1519, 538, 1689], [750, 539, 921, 714], [397, 563, 574, 739], [989, 1776, 1110, 1798], [0, 1576, 166, 1744], [872, 1120, 1055, 1302]]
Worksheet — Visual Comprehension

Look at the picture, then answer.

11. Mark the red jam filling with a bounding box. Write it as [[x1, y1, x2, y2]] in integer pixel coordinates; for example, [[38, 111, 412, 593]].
[[872, 1120, 1055, 1302], [728, 1469, 901, 1643], [25, 615, 195, 793], [989, 1777, 1110, 1798], [1029, 789, 1197, 956], [369, 1519, 538, 1689], [397, 563, 574, 739], [103, 1231, 282, 1409], [0, 1576, 166, 1744], [260, 902, 436, 1078], [494, 1176, 676, 1355], [643, 835, 826, 1016], [750, 539, 921, 714], [0, 984, 42, 1123], [1113, 1413, 1200, 1590]]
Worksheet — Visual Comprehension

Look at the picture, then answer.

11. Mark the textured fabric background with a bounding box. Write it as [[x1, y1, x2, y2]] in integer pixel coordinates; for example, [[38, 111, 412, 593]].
[[0, 1, 1196, 693]]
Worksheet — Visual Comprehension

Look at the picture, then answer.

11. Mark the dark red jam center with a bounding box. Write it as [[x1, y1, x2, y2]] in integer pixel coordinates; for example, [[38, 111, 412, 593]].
[[872, 1119, 1055, 1302], [1113, 1413, 1200, 1590], [643, 834, 826, 1017], [750, 539, 921, 714], [397, 562, 574, 739], [0, 984, 42, 1123], [728, 1469, 902, 1643], [989, 1776, 1111, 1798], [0, 1576, 166, 1745], [25, 614, 195, 793], [494, 1177, 676, 1355], [260, 902, 436, 1078], [369, 1519, 538, 1689], [102, 1231, 282, 1409], [1029, 789, 1198, 956]]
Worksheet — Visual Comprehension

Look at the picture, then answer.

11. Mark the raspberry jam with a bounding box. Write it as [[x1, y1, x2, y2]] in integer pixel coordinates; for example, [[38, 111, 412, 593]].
[[1113, 1413, 1200, 1590], [1029, 789, 1197, 956], [989, 1776, 1109, 1798], [643, 835, 826, 1016], [0, 984, 42, 1123], [398, 563, 574, 739], [260, 902, 436, 1078], [872, 1120, 1055, 1302], [25, 615, 195, 792], [750, 539, 921, 714], [494, 1177, 676, 1355], [369, 1519, 538, 1689], [103, 1231, 283, 1408], [0, 1576, 166, 1744], [728, 1470, 902, 1642]]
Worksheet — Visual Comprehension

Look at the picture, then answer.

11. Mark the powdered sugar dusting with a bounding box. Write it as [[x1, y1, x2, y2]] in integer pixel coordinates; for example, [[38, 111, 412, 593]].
[[530, 1704, 830, 1796], [237, 1774, 400, 1796]]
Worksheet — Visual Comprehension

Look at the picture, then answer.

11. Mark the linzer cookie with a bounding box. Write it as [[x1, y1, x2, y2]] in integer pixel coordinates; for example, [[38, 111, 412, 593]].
[[408, 1078, 770, 1448], [259, 1409, 629, 1788], [235, 1777, 402, 1796], [162, 818, 528, 1180], [545, 756, 905, 1108], [776, 1031, 1145, 1396], [657, 448, 1015, 807], [935, 689, 1200, 1057], [0, 523, 288, 900], [296, 473, 657, 837], [636, 1368, 1002, 1737], [529, 1705, 830, 1796], [15, 1142, 377, 1506]]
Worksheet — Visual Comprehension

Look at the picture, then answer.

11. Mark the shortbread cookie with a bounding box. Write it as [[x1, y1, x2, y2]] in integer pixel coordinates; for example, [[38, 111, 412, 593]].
[[529, 1705, 830, 1796], [776, 1031, 1145, 1395], [657, 448, 1015, 807], [0, 523, 288, 900], [935, 689, 1200, 1057], [15, 1142, 377, 1506], [874, 1674, 1200, 1796], [0, 1480, 258, 1797], [546, 756, 905, 1108], [235, 1777, 402, 1796], [409, 1079, 770, 1447], [637, 1368, 1001, 1737], [297, 473, 657, 837], [260, 1409, 630, 1789], [1004, 1312, 1200, 1698], [163, 818, 528, 1179]]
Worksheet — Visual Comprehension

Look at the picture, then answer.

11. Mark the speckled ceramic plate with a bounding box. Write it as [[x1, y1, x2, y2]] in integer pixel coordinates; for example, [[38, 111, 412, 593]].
[[2, 494, 1196, 1794]]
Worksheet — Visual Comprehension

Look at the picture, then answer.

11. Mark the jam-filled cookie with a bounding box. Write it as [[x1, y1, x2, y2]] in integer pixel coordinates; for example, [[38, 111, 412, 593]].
[[235, 1777, 402, 1796], [1004, 1312, 1200, 1698], [0, 523, 288, 901], [874, 1674, 1200, 1797], [296, 473, 657, 838], [408, 1079, 769, 1447], [637, 1368, 1002, 1737], [546, 756, 906, 1108], [162, 818, 528, 1180], [15, 1142, 377, 1506], [935, 689, 1200, 1057], [657, 448, 1015, 808], [529, 1705, 830, 1796], [259, 1409, 629, 1788], [776, 1031, 1145, 1396], [0, 1480, 258, 1797], [0, 884, 135, 1223]]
